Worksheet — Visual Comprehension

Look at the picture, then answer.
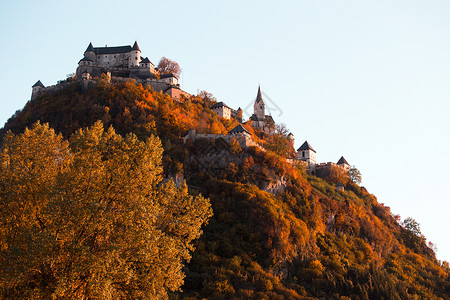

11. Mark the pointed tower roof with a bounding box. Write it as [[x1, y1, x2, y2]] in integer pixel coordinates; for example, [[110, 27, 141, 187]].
[[228, 124, 250, 135], [297, 141, 316, 153], [255, 85, 263, 103], [337, 156, 349, 165], [211, 101, 230, 109], [32, 80, 45, 88], [85, 42, 94, 52], [79, 56, 93, 63], [132, 41, 141, 52]]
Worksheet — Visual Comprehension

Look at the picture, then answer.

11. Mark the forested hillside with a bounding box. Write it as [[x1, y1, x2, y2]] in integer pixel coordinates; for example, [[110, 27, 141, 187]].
[[1, 78, 449, 299]]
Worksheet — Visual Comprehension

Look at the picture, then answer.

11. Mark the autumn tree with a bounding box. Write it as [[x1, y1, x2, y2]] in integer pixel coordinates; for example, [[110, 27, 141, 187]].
[[265, 123, 295, 157], [327, 165, 349, 185], [157, 57, 182, 78], [349, 165, 362, 185], [0, 121, 212, 299], [197, 90, 217, 106]]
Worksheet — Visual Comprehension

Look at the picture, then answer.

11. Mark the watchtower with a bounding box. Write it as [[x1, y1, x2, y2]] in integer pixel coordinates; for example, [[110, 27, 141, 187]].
[[297, 141, 316, 165]]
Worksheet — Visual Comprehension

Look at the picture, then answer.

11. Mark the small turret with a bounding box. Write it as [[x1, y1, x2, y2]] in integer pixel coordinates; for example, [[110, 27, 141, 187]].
[[288, 132, 294, 148], [129, 41, 141, 67], [81, 70, 91, 80], [132, 41, 141, 52], [228, 124, 251, 137], [84, 42, 96, 61], [31, 80, 45, 100], [297, 141, 316, 165], [337, 156, 350, 170], [236, 107, 243, 122]]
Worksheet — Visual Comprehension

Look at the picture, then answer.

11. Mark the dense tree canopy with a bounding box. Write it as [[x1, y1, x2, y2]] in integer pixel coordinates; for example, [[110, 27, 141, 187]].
[[0, 121, 212, 299]]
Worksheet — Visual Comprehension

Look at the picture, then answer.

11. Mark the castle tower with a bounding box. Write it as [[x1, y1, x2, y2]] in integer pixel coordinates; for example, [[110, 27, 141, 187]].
[[254, 85, 265, 119], [81, 70, 91, 80], [297, 141, 316, 165], [288, 132, 294, 148], [84, 42, 96, 61], [236, 107, 243, 123], [129, 41, 141, 67], [337, 156, 350, 171], [31, 80, 45, 100]]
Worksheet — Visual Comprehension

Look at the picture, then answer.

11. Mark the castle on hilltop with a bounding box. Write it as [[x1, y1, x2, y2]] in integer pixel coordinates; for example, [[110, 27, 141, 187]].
[[30, 41, 353, 183], [76, 42, 157, 80], [210, 86, 275, 134], [32, 41, 188, 101], [190, 86, 352, 181]]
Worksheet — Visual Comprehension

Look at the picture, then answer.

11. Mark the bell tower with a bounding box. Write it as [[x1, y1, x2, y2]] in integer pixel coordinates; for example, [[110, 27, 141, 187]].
[[253, 85, 265, 119]]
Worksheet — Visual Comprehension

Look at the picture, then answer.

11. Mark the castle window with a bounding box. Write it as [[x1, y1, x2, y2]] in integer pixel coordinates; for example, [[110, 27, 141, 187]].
[[302, 152, 305, 158]]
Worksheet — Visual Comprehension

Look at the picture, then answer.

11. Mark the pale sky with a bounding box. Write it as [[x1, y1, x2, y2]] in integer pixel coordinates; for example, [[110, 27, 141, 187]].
[[1, 0, 450, 262]]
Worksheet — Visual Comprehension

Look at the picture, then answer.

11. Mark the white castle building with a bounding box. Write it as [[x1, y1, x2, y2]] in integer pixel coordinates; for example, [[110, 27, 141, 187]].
[[296, 139, 350, 177], [32, 41, 189, 101], [76, 41, 159, 80], [210, 86, 274, 134], [249, 86, 274, 134]]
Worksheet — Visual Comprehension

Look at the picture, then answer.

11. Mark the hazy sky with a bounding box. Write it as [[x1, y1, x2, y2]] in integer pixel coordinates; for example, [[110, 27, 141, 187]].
[[1, 0, 449, 261]]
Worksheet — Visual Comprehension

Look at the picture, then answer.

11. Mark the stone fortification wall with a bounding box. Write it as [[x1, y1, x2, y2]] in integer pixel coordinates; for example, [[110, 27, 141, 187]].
[[232, 133, 264, 151], [184, 130, 264, 151], [314, 162, 346, 178], [146, 80, 172, 92], [31, 81, 75, 100]]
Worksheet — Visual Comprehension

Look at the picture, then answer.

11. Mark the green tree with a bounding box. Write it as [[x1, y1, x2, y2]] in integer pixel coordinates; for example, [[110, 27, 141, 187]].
[[0, 121, 212, 299], [401, 217, 428, 255], [403, 217, 422, 237]]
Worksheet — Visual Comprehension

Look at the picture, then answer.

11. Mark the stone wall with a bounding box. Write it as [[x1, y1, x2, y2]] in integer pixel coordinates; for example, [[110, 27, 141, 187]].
[[31, 81, 75, 100], [184, 130, 265, 152], [96, 52, 130, 69]]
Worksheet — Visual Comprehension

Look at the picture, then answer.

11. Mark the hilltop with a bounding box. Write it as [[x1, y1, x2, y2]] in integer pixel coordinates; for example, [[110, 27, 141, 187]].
[[2, 72, 450, 299]]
